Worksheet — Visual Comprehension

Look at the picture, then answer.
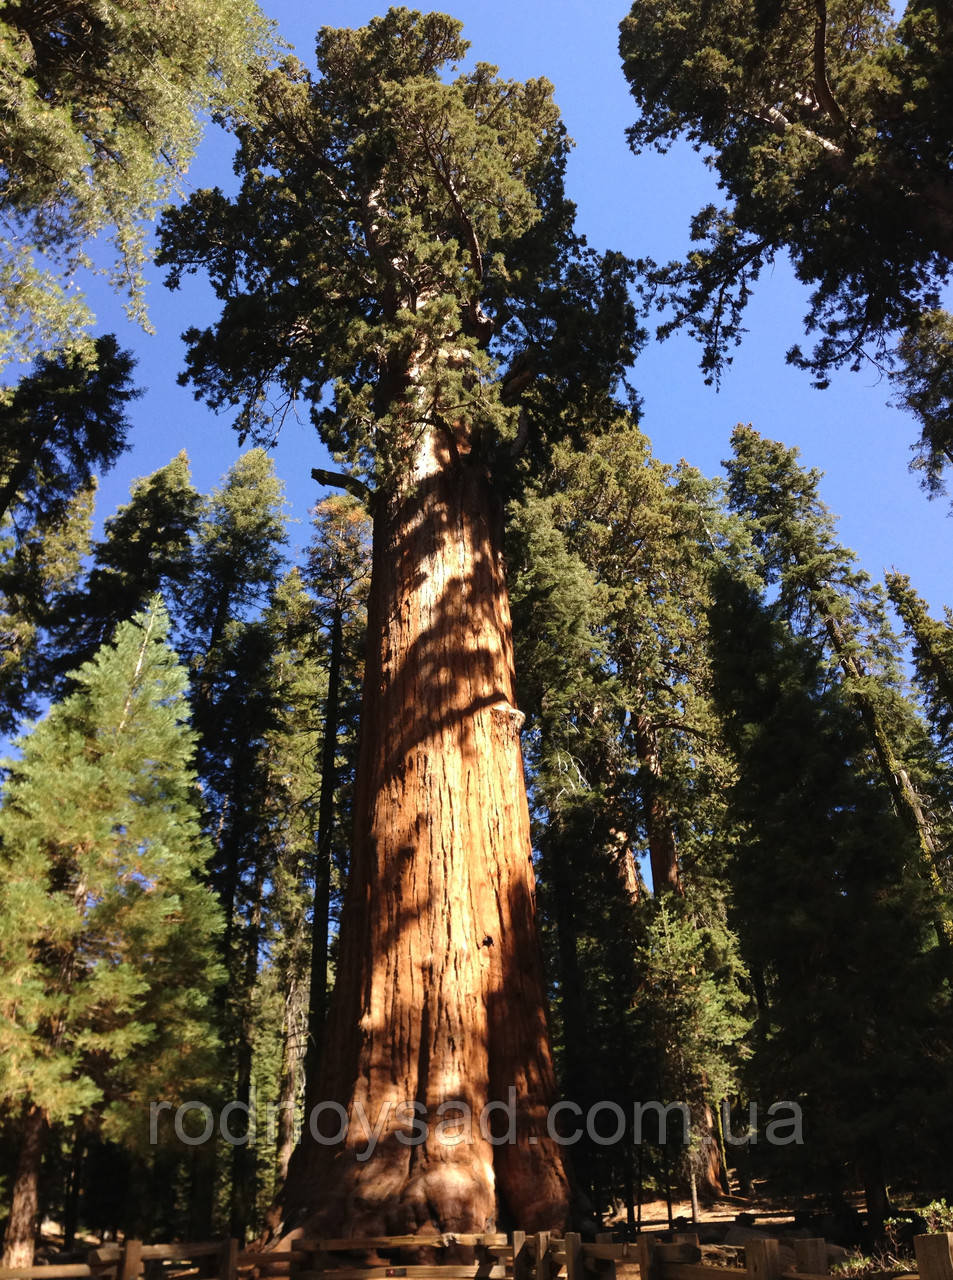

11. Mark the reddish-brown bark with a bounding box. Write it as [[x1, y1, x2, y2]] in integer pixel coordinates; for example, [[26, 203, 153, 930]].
[[280, 430, 569, 1236]]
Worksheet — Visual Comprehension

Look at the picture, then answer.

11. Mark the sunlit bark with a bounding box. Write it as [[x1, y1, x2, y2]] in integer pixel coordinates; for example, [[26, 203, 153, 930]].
[[281, 429, 569, 1235]]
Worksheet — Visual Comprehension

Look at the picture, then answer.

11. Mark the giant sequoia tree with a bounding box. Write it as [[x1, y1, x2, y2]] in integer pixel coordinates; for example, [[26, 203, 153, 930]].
[[158, 8, 638, 1237], [618, 0, 953, 488]]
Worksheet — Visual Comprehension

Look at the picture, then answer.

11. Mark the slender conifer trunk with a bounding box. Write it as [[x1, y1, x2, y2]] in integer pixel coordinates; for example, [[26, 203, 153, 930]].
[[283, 430, 569, 1235], [2, 1104, 47, 1268], [275, 971, 306, 1185], [231, 865, 265, 1243], [63, 1130, 83, 1251], [304, 601, 343, 1114]]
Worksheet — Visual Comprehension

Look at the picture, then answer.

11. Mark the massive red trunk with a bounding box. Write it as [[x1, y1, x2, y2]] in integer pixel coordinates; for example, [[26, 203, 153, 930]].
[[281, 431, 569, 1236]]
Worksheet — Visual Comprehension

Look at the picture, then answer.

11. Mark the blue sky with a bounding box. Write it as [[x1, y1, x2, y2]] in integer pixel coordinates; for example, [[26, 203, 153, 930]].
[[87, 0, 951, 614]]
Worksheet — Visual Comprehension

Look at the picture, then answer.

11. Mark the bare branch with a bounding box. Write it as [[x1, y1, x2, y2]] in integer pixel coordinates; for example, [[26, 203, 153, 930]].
[[311, 468, 372, 503], [812, 0, 849, 133], [754, 103, 844, 155]]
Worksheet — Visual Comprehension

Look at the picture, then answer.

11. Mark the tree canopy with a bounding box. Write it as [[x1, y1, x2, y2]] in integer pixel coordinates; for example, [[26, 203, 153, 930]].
[[0, 0, 272, 368], [0, 335, 138, 530], [619, 0, 953, 489], [157, 6, 640, 485]]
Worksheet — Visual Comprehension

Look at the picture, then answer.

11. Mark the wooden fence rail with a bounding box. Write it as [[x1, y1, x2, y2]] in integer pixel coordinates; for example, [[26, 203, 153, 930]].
[[1, 1227, 951, 1280]]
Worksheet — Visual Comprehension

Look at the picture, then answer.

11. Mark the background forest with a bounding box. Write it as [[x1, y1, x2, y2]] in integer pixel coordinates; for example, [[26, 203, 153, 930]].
[[2, 0, 953, 1262]]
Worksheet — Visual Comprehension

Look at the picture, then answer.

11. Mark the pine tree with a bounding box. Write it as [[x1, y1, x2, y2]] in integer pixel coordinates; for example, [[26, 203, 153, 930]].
[[628, 899, 749, 1219], [507, 455, 622, 1214], [0, 481, 95, 734], [223, 571, 329, 1242], [301, 496, 371, 1114], [508, 423, 751, 1217], [182, 448, 288, 949], [261, 571, 328, 1196], [186, 449, 288, 673], [886, 571, 953, 761], [0, 599, 222, 1266], [168, 449, 289, 1241], [0, 336, 137, 527], [0, 336, 137, 730]]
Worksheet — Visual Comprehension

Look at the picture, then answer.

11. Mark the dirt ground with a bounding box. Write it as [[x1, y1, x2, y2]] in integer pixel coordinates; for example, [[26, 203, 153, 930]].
[[606, 1189, 867, 1232]]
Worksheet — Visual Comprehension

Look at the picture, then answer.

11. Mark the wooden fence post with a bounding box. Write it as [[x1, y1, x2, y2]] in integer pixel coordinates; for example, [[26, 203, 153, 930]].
[[746, 1239, 781, 1280], [915, 1233, 953, 1280], [119, 1240, 142, 1280], [535, 1232, 552, 1280], [512, 1232, 528, 1280], [793, 1240, 828, 1276], [218, 1239, 239, 1280], [595, 1233, 617, 1280], [564, 1233, 583, 1280], [637, 1233, 656, 1280]]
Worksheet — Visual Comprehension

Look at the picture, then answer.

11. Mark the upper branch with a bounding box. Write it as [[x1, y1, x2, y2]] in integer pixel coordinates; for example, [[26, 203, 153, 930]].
[[812, 0, 849, 135], [311, 468, 372, 503]]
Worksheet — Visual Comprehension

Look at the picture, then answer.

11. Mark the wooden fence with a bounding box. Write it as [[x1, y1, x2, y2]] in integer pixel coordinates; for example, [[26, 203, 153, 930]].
[[1, 1228, 952, 1280]]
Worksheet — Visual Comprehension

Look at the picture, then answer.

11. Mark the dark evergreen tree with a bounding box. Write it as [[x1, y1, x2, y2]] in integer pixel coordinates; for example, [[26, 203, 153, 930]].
[[708, 569, 952, 1232], [0, 336, 137, 527], [51, 452, 203, 680], [166, 449, 289, 1241], [509, 422, 751, 1219], [724, 425, 952, 935], [261, 570, 328, 1197], [301, 496, 370, 1115], [0, 337, 137, 730], [185, 448, 287, 673], [886, 571, 953, 761], [0, 481, 95, 734]]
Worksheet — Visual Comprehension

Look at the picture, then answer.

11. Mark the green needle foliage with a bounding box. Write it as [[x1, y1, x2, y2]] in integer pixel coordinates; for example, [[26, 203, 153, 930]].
[[725, 425, 953, 920], [708, 570, 952, 1210], [58, 452, 204, 675], [0, 0, 273, 369], [0, 596, 222, 1144], [510, 422, 752, 1211], [185, 448, 288, 672], [0, 337, 137, 726], [619, 0, 953, 488], [156, 7, 640, 487], [0, 335, 138, 531], [0, 481, 95, 735], [887, 570, 953, 762]]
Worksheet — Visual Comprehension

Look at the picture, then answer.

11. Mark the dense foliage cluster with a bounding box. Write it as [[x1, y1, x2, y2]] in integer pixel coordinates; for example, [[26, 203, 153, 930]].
[[619, 0, 953, 489], [0, 0, 271, 370]]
